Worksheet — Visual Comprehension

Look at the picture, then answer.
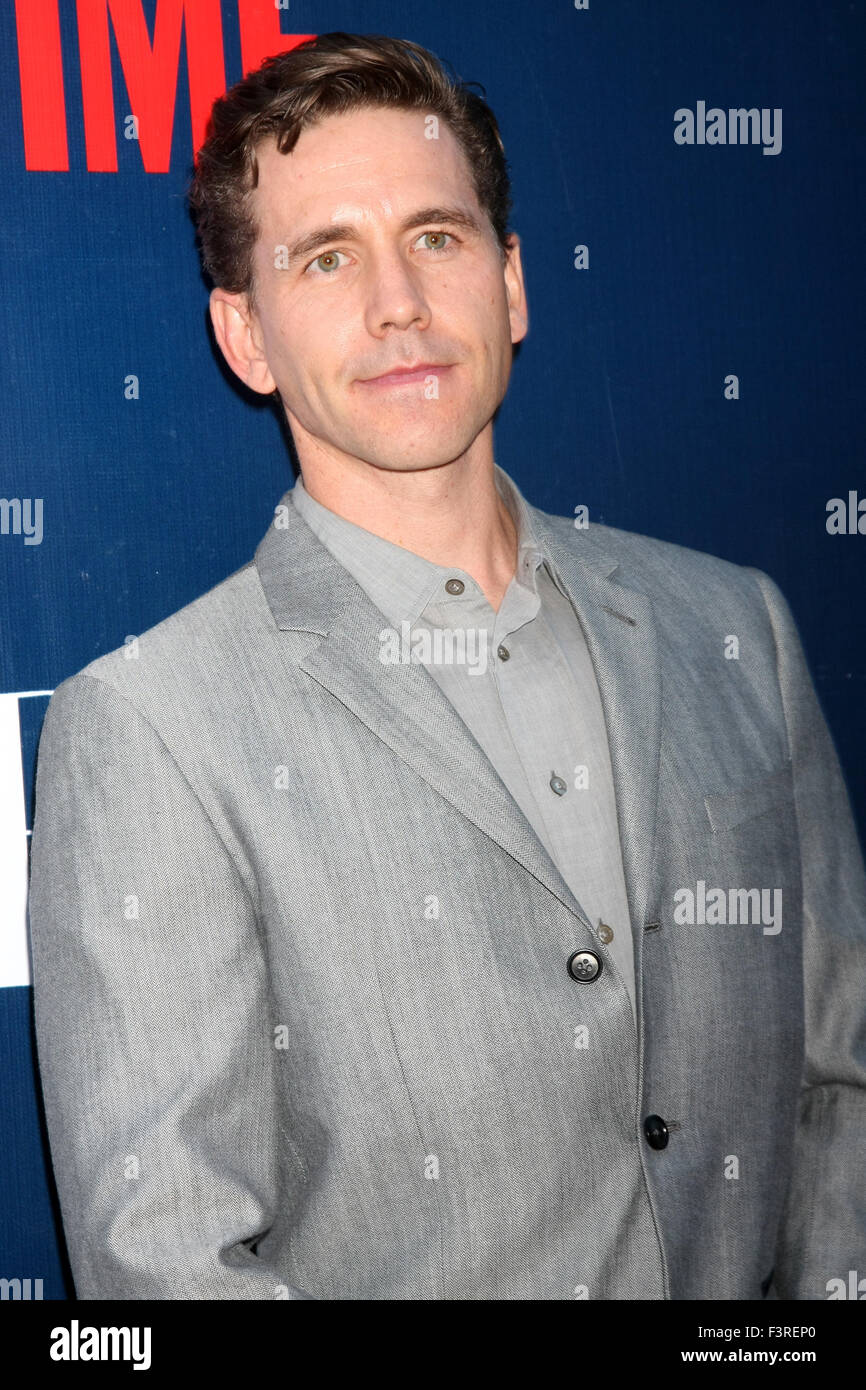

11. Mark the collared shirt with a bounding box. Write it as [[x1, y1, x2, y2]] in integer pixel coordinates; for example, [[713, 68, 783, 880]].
[[290, 464, 636, 1017]]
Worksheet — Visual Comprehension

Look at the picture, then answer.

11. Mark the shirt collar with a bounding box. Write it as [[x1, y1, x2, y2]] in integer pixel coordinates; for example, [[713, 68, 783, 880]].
[[289, 463, 568, 628]]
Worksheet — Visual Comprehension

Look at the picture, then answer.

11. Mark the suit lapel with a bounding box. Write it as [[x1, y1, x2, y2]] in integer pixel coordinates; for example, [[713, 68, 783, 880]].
[[255, 489, 661, 934], [531, 510, 663, 932]]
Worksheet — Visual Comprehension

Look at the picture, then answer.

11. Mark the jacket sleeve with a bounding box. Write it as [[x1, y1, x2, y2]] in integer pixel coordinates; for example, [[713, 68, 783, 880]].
[[28, 672, 316, 1300], [747, 568, 866, 1300]]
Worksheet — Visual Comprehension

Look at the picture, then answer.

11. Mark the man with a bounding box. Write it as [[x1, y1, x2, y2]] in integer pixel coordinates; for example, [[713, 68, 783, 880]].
[[28, 32, 866, 1300]]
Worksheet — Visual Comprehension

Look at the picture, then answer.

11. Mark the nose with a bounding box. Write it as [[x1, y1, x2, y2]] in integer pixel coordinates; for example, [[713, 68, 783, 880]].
[[363, 248, 432, 336]]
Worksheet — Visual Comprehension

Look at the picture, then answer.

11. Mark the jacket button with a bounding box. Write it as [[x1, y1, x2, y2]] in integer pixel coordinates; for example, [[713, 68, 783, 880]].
[[644, 1114, 669, 1150], [567, 950, 602, 982]]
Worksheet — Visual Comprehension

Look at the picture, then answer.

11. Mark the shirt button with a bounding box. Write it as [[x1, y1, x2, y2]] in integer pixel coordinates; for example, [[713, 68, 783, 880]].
[[497, 644, 510, 661], [644, 1115, 669, 1150], [549, 772, 568, 796], [597, 922, 614, 944], [567, 950, 603, 982], [445, 578, 465, 595]]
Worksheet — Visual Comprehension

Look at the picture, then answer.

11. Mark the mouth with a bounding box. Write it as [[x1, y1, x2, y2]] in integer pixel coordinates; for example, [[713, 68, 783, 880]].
[[356, 363, 454, 389]]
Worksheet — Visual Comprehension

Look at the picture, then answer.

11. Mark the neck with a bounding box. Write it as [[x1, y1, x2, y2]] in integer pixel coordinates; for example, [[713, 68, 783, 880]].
[[296, 437, 518, 613]]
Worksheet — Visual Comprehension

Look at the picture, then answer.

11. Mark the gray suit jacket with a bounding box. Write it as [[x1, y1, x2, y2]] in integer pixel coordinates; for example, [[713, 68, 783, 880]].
[[28, 488, 866, 1300]]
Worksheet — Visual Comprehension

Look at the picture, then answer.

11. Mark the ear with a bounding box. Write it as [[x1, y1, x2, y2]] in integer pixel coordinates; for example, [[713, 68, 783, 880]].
[[209, 287, 277, 395], [502, 232, 529, 346]]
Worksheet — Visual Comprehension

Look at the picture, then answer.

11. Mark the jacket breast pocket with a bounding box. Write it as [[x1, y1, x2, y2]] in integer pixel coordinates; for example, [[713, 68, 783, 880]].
[[703, 761, 795, 835]]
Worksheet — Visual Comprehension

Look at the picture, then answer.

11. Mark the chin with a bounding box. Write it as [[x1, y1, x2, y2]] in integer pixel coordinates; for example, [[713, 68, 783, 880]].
[[359, 456, 462, 474], [360, 438, 480, 472], [353, 418, 487, 469]]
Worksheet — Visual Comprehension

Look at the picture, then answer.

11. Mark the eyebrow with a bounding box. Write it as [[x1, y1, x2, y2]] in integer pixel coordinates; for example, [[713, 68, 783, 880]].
[[280, 205, 487, 270]]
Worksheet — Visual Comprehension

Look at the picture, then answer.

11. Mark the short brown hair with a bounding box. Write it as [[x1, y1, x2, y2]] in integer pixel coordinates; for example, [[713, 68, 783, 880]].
[[187, 32, 514, 306]]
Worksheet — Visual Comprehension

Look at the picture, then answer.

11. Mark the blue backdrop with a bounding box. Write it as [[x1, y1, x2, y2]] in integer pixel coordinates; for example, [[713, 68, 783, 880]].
[[1, 0, 863, 1298]]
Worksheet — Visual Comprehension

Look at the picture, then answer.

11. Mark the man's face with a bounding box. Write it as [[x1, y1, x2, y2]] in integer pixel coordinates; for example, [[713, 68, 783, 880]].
[[212, 105, 528, 476]]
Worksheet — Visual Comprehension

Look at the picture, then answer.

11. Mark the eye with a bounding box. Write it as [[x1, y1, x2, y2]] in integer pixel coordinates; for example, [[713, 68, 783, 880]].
[[416, 230, 454, 253], [306, 249, 349, 275]]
